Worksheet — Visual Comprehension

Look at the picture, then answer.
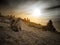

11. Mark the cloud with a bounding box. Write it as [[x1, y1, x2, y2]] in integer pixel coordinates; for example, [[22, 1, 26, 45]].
[[0, 0, 27, 6], [46, 5, 60, 10], [0, 0, 60, 8]]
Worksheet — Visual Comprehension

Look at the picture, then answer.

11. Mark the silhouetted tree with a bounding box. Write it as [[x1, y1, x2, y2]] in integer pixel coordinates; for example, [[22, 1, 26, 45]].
[[15, 18, 21, 30], [10, 15, 18, 32], [27, 18, 30, 22], [24, 18, 26, 21], [46, 20, 57, 32], [10, 16, 21, 32]]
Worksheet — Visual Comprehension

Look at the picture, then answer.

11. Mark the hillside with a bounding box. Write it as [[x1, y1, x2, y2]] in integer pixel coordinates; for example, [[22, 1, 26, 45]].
[[0, 15, 60, 45]]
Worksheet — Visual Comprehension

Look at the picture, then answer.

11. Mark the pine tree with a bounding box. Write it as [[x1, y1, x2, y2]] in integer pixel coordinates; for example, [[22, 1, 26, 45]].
[[46, 20, 56, 32], [10, 16, 19, 32]]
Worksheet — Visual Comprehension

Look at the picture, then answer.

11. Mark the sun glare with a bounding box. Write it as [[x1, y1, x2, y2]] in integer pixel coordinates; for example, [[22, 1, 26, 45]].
[[32, 8, 41, 17]]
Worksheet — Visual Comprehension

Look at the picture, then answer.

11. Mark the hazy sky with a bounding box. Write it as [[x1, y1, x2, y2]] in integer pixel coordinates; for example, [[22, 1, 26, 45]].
[[0, 0, 60, 15], [0, 0, 60, 32]]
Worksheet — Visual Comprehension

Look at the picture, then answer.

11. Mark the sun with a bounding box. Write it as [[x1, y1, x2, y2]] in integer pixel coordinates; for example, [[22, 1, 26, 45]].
[[32, 8, 41, 17]]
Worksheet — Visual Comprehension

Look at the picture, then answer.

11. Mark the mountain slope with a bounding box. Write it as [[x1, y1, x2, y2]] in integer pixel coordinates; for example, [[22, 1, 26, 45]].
[[0, 17, 60, 45]]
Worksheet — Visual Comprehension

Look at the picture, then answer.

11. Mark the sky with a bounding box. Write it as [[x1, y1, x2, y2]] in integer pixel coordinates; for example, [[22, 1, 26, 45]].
[[0, 0, 60, 32]]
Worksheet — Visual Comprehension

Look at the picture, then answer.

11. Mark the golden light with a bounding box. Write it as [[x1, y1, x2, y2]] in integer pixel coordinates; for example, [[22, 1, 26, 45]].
[[32, 8, 42, 17]]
